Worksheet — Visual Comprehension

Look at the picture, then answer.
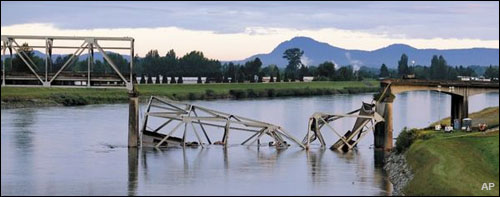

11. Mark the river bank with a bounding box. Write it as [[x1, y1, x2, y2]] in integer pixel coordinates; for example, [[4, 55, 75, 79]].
[[1, 81, 378, 109], [385, 106, 499, 196]]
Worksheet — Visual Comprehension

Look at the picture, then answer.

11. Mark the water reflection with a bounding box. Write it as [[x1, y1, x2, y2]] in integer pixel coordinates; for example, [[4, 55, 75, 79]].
[[306, 149, 326, 183], [12, 108, 37, 152], [128, 148, 138, 196]]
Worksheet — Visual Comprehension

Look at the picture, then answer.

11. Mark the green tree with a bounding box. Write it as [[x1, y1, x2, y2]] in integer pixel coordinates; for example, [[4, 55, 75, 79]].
[[484, 65, 499, 79], [379, 63, 389, 78], [317, 61, 335, 80], [143, 50, 161, 76], [398, 53, 409, 77], [430, 55, 440, 79], [162, 74, 168, 84], [336, 66, 354, 81], [283, 48, 304, 81], [275, 67, 281, 82], [140, 74, 146, 84], [155, 74, 161, 84], [12, 43, 44, 74], [162, 49, 177, 76], [147, 75, 153, 84], [244, 58, 262, 82]]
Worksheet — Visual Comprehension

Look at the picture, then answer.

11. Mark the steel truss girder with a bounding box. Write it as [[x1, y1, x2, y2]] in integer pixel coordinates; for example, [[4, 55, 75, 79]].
[[141, 96, 305, 149], [1, 35, 134, 90], [303, 104, 384, 151]]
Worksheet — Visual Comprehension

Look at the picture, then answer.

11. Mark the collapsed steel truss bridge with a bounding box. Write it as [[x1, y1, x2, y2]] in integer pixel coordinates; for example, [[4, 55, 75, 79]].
[[141, 96, 306, 149]]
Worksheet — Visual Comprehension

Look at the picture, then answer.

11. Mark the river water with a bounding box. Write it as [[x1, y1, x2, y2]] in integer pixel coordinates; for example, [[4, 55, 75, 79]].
[[1, 91, 498, 195]]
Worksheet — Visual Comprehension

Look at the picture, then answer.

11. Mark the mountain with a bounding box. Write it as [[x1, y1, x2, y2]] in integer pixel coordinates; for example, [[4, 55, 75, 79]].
[[231, 36, 499, 68]]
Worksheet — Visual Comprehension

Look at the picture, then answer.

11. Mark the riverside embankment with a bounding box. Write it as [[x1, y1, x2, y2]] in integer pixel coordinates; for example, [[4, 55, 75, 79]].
[[1, 80, 378, 108], [385, 106, 499, 196]]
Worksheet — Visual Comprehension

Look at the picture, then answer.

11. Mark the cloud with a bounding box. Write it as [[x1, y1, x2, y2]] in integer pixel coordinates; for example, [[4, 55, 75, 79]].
[[1, 23, 498, 61], [1, 1, 498, 40]]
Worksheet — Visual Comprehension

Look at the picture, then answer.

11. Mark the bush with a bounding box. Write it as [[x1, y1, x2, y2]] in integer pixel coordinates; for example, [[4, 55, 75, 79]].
[[395, 127, 417, 154], [257, 90, 267, 97], [267, 89, 276, 97], [229, 89, 247, 99], [188, 92, 200, 100], [155, 75, 161, 84], [313, 76, 329, 81], [205, 89, 215, 98], [162, 75, 168, 84], [147, 75, 153, 84], [246, 89, 258, 98], [51, 93, 88, 106]]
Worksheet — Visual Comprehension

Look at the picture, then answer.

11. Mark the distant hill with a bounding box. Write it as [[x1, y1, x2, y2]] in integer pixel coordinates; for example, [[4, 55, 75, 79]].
[[231, 36, 499, 68]]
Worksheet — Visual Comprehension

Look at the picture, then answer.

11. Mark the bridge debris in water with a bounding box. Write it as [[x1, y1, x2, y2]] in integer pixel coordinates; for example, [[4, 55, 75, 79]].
[[303, 102, 384, 151], [141, 96, 305, 149]]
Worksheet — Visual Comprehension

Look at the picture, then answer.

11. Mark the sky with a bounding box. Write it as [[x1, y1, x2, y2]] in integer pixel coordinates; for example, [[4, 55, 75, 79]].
[[1, 1, 499, 60]]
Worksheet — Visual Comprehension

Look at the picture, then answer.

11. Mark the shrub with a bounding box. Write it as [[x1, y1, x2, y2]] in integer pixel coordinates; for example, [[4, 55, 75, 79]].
[[147, 75, 153, 84], [313, 76, 329, 81], [257, 90, 267, 97], [155, 75, 161, 84], [188, 92, 202, 100], [51, 93, 88, 106], [205, 89, 215, 98], [140, 74, 146, 84], [229, 89, 247, 99], [246, 89, 258, 98], [267, 89, 276, 97], [162, 75, 168, 84], [395, 127, 417, 154]]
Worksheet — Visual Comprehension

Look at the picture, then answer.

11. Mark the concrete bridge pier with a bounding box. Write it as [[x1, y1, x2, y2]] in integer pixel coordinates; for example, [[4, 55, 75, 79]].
[[451, 94, 468, 128], [128, 87, 140, 147], [374, 100, 393, 151]]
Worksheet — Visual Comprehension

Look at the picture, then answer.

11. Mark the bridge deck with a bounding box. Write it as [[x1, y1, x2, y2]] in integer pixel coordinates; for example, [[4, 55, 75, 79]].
[[382, 79, 499, 88]]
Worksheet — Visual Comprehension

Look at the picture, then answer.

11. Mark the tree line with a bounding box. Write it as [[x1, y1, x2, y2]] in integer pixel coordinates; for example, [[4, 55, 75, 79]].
[[3, 43, 498, 83], [379, 53, 499, 80]]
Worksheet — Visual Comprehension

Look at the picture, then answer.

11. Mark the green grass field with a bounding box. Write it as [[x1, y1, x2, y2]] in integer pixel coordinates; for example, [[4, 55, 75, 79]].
[[1, 80, 379, 107], [403, 107, 499, 196], [431, 106, 500, 129]]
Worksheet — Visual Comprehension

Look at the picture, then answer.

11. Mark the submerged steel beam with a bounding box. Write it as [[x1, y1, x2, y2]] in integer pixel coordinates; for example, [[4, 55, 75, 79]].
[[141, 96, 305, 149], [304, 103, 384, 151]]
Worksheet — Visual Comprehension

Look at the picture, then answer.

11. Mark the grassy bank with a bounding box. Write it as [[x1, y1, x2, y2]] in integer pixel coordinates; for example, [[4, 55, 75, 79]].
[[399, 106, 499, 196], [431, 106, 500, 130], [1, 80, 378, 108]]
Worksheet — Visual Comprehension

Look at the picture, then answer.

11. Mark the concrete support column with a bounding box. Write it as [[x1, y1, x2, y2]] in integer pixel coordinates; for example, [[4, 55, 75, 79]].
[[451, 94, 468, 128], [128, 88, 140, 147], [374, 122, 385, 149], [374, 100, 393, 151], [384, 102, 393, 151]]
